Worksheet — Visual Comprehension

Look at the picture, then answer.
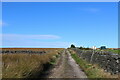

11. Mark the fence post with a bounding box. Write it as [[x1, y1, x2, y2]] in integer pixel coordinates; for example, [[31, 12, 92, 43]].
[[90, 46, 96, 63], [90, 49, 95, 63]]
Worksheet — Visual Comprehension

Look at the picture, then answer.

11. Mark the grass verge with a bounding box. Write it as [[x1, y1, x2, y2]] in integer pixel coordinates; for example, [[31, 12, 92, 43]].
[[71, 53, 118, 79]]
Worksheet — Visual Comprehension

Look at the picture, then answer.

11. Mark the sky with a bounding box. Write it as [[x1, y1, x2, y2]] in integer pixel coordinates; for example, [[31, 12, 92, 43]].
[[1, 0, 119, 2], [1, 2, 118, 48]]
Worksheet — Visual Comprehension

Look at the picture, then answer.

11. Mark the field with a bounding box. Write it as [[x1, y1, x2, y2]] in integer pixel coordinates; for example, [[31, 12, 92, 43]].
[[1, 48, 120, 79], [106, 49, 120, 54], [2, 48, 64, 78], [96, 49, 120, 55]]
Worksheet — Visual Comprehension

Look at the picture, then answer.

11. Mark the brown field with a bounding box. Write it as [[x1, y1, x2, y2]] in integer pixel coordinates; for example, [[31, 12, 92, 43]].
[[1, 48, 64, 51], [2, 48, 64, 78]]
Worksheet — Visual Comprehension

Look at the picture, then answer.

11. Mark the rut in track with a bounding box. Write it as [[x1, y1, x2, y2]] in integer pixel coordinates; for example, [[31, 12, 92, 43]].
[[48, 49, 88, 78]]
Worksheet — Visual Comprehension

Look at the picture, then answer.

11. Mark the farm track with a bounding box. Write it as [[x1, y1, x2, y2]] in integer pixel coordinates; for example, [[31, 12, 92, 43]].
[[48, 49, 88, 78]]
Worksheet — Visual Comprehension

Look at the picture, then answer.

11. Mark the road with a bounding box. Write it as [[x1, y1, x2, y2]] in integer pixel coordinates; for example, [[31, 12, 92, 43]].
[[48, 49, 88, 78]]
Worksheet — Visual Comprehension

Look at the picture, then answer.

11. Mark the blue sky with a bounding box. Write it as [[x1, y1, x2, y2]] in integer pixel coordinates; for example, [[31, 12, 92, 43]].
[[1, 2, 118, 48]]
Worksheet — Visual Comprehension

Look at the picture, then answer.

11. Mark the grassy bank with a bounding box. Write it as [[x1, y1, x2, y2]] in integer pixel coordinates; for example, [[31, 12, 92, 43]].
[[71, 53, 118, 79], [2, 49, 62, 78]]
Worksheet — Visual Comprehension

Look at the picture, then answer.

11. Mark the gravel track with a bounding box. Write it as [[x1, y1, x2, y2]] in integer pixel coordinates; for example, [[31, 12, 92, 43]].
[[48, 49, 88, 78]]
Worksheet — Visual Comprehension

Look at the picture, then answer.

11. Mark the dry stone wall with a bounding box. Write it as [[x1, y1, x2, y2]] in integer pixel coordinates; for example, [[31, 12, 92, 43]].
[[0, 50, 46, 54], [72, 49, 120, 75]]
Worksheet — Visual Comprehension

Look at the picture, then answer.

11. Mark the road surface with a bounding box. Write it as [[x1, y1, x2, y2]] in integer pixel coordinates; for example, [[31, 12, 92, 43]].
[[48, 49, 88, 78]]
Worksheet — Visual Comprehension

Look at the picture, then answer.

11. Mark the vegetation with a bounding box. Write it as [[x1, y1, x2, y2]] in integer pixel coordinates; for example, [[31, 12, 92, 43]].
[[2, 48, 63, 78], [100, 46, 106, 50], [70, 44, 76, 48], [106, 49, 120, 55], [79, 46, 83, 49], [79, 47, 92, 50], [96, 49, 120, 55], [69, 44, 92, 50], [71, 52, 118, 79]]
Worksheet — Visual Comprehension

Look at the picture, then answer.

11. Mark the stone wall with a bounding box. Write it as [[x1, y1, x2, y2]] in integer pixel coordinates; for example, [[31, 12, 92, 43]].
[[72, 49, 120, 74], [0, 50, 46, 54]]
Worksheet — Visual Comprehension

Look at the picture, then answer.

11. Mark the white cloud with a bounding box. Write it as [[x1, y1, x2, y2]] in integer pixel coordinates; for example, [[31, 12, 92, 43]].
[[0, 21, 7, 27], [82, 8, 100, 13], [0, 34, 70, 48], [0, 21, 2, 27], [2, 41, 70, 48], [1, 34, 61, 40]]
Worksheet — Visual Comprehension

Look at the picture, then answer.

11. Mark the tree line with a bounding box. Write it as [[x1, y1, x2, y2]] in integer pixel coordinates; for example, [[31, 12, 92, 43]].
[[70, 44, 92, 50]]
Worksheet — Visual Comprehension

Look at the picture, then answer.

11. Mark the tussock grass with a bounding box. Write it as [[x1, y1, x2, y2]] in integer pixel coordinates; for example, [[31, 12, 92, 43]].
[[2, 49, 63, 78], [71, 53, 118, 79]]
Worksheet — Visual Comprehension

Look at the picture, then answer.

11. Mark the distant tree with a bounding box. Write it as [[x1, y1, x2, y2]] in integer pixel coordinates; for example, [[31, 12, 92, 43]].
[[70, 44, 76, 48], [79, 46, 83, 49], [100, 46, 106, 50], [85, 47, 90, 50]]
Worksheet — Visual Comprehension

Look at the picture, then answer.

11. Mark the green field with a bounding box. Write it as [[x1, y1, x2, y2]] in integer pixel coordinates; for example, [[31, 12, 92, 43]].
[[105, 49, 120, 55], [96, 49, 120, 55]]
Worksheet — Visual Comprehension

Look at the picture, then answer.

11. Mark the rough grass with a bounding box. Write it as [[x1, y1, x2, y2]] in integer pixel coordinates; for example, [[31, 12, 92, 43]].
[[1, 48, 64, 51], [2, 49, 63, 78], [106, 49, 120, 55], [96, 49, 120, 55], [71, 53, 118, 79]]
